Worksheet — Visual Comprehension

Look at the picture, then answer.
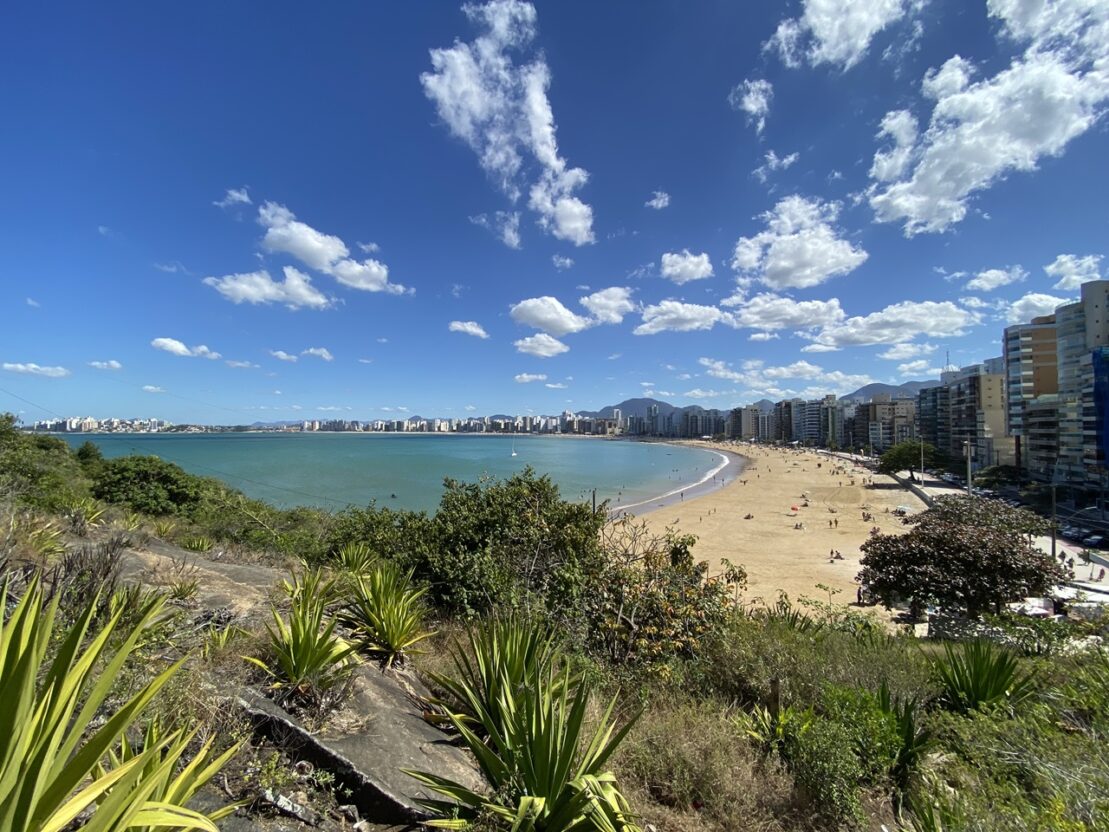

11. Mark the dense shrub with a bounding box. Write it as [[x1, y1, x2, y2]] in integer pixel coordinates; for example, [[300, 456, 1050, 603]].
[[819, 684, 899, 785], [0, 415, 87, 511], [92, 454, 209, 516], [783, 717, 864, 827]]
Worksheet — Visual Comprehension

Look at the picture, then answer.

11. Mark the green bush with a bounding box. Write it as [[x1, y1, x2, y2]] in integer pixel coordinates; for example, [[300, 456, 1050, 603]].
[[341, 560, 434, 667], [935, 640, 1038, 714], [92, 455, 209, 517], [0, 414, 88, 511], [783, 717, 865, 827], [820, 684, 899, 785]]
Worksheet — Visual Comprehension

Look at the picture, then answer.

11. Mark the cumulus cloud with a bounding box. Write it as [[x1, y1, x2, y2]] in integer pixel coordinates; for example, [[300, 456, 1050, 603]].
[[514, 333, 569, 357], [3, 362, 70, 378], [1045, 253, 1103, 290], [749, 332, 780, 342], [151, 338, 221, 360], [142, 385, 165, 393], [1005, 292, 1069, 323], [579, 287, 634, 324], [806, 300, 981, 348], [270, 350, 298, 362], [965, 265, 1027, 292], [449, 320, 491, 339], [89, 360, 122, 370], [878, 342, 936, 360], [728, 78, 773, 133], [869, 2, 1109, 235], [723, 292, 846, 333], [753, 149, 799, 183], [545, 382, 568, 389], [257, 202, 407, 294], [213, 187, 251, 209], [515, 372, 548, 383], [765, 0, 918, 70], [203, 267, 333, 310], [634, 301, 728, 335], [421, 0, 594, 245], [226, 360, 259, 369], [731, 195, 868, 290], [551, 254, 574, 270], [699, 356, 875, 396], [898, 359, 942, 376], [645, 190, 670, 209], [302, 347, 334, 361], [510, 296, 591, 336], [660, 250, 714, 284], [470, 211, 521, 248], [869, 110, 918, 182]]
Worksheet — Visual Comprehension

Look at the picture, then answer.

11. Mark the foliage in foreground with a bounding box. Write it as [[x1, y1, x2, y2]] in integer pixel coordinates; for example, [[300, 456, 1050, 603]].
[[0, 577, 232, 831], [408, 621, 641, 831], [934, 640, 1038, 714], [342, 560, 434, 666]]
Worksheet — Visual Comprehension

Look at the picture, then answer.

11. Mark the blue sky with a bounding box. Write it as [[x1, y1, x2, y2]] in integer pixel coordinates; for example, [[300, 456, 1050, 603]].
[[2, 0, 1107, 423]]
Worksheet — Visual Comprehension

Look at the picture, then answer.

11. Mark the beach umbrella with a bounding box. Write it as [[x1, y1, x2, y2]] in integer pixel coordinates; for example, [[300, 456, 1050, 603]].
[[791, 505, 799, 511]]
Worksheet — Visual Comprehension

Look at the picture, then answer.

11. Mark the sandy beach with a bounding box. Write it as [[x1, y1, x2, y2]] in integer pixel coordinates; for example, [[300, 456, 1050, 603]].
[[637, 443, 928, 605]]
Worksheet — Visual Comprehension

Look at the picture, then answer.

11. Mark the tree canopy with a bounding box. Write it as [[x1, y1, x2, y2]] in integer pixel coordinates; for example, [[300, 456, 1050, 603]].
[[876, 440, 940, 479], [857, 495, 1066, 619]]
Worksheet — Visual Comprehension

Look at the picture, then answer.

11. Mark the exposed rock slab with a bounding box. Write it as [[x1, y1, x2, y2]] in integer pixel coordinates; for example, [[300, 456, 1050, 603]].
[[239, 666, 483, 825]]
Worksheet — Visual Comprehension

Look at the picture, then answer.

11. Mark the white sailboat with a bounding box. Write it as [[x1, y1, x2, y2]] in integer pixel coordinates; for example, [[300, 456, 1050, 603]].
[[511, 437, 518, 457]]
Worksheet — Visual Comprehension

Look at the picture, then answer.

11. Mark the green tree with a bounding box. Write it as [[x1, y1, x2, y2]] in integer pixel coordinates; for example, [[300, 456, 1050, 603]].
[[877, 440, 940, 480], [0, 413, 88, 510], [75, 440, 105, 475], [858, 495, 1066, 619]]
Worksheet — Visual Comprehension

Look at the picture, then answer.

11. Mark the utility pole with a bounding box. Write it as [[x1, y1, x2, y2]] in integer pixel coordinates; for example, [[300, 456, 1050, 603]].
[[920, 437, 925, 485], [965, 441, 973, 496], [1051, 482, 1057, 560]]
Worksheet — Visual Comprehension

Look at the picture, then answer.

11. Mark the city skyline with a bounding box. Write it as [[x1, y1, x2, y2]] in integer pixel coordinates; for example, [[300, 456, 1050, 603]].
[[3, 1, 1108, 424]]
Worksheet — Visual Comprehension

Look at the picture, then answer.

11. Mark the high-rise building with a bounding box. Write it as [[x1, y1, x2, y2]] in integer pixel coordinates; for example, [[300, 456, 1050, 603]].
[[1004, 314, 1058, 471]]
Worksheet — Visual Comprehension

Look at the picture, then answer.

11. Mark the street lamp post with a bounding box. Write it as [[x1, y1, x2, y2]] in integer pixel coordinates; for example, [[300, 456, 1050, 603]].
[[920, 437, 925, 486], [965, 441, 973, 497]]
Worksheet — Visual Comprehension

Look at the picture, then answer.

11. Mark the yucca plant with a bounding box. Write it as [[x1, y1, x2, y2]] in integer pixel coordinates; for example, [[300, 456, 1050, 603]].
[[335, 541, 377, 575], [877, 682, 932, 810], [153, 519, 176, 540], [121, 512, 144, 533], [737, 702, 814, 756], [246, 582, 358, 710], [94, 718, 244, 831], [407, 655, 641, 832], [26, 517, 67, 559], [427, 615, 563, 739], [181, 535, 213, 554], [0, 576, 231, 831], [280, 567, 341, 607], [934, 640, 1038, 713], [65, 497, 106, 537], [341, 561, 434, 667]]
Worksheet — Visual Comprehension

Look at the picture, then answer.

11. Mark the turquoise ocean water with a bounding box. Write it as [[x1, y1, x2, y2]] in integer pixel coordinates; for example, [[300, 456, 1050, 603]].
[[61, 433, 722, 514]]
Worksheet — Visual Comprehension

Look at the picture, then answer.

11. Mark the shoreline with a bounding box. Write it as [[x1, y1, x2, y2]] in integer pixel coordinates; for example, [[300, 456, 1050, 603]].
[[612, 446, 746, 516]]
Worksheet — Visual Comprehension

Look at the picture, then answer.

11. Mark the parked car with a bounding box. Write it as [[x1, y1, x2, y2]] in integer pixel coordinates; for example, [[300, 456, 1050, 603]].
[[1082, 534, 1104, 549]]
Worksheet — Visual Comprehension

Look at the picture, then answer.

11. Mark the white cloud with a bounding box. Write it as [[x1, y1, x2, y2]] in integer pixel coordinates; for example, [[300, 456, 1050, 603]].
[[660, 250, 715, 285], [257, 202, 407, 294], [421, 0, 594, 245], [515, 372, 548, 383], [731, 195, 867, 290], [153, 261, 189, 274], [358, 358, 373, 365], [645, 190, 670, 210], [545, 382, 568, 389], [142, 385, 165, 393], [302, 347, 334, 361], [808, 300, 981, 348], [214, 187, 251, 209], [800, 343, 841, 352], [878, 342, 936, 360], [510, 296, 591, 336], [748, 332, 780, 342], [579, 287, 634, 324], [765, 0, 916, 70], [607, 353, 622, 360], [965, 265, 1027, 292], [699, 356, 875, 396], [551, 254, 574, 270], [728, 78, 773, 133], [3, 362, 70, 378], [470, 211, 522, 249], [683, 388, 728, 399], [514, 333, 569, 357], [1045, 253, 1103, 290], [465, 404, 477, 411], [89, 360, 122, 370], [25, 298, 40, 308], [151, 338, 221, 360], [960, 296, 989, 309], [724, 291, 846, 332], [270, 350, 298, 363], [1005, 292, 1069, 323], [203, 267, 333, 310], [753, 149, 799, 183], [869, 110, 918, 182], [870, 1, 1109, 236], [449, 320, 491, 339], [226, 360, 259, 369], [634, 301, 728, 335], [358, 241, 380, 254], [898, 359, 942, 376]]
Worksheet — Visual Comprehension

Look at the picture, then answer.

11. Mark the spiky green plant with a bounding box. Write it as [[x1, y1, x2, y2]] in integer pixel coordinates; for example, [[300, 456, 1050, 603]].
[[737, 703, 814, 756], [0, 576, 231, 831], [280, 567, 340, 607], [94, 718, 244, 832], [26, 518, 67, 559], [65, 497, 106, 537], [181, 535, 213, 554], [121, 512, 144, 533], [246, 580, 358, 710], [877, 682, 932, 810], [934, 640, 1038, 713], [428, 615, 563, 739], [335, 541, 377, 575], [407, 653, 641, 832], [341, 561, 434, 667], [153, 519, 176, 540]]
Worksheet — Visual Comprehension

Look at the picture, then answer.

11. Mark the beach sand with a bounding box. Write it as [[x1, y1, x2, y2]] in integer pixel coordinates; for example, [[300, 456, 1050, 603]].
[[637, 443, 928, 605]]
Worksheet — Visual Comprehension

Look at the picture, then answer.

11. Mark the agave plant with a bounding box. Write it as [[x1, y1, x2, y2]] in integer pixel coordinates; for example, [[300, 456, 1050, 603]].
[[407, 655, 641, 832], [335, 541, 377, 575], [737, 702, 814, 756], [341, 561, 434, 667], [934, 640, 1038, 713], [427, 615, 563, 739], [65, 497, 107, 537], [26, 517, 67, 559], [280, 567, 341, 607], [877, 682, 932, 810], [153, 519, 177, 540], [121, 512, 144, 533], [181, 535, 213, 554], [0, 576, 231, 831], [94, 718, 244, 832], [246, 580, 359, 709]]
